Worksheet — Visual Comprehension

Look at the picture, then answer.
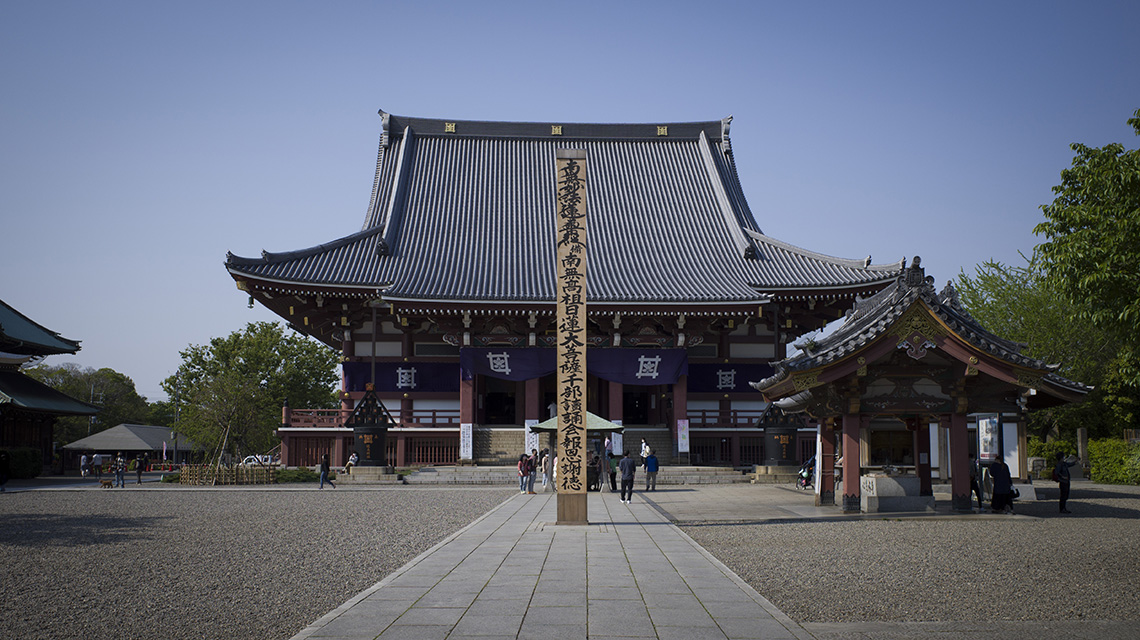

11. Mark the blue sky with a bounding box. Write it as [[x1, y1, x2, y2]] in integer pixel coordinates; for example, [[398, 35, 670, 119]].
[[2, 1, 1138, 401]]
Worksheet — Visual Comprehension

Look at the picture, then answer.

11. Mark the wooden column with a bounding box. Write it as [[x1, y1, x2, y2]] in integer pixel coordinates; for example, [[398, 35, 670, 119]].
[[672, 374, 688, 439], [395, 433, 407, 467], [608, 380, 623, 422], [818, 421, 836, 506], [914, 419, 932, 496], [842, 412, 861, 513], [948, 412, 972, 511], [525, 377, 541, 422], [460, 377, 475, 424], [555, 149, 588, 525]]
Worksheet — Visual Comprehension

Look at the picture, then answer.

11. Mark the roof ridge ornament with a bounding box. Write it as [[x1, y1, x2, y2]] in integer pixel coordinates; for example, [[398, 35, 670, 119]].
[[378, 109, 391, 148], [904, 256, 925, 288]]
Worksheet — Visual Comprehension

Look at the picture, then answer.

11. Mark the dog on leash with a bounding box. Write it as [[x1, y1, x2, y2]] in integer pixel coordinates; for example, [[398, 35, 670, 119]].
[[99, 479, 114, 488]]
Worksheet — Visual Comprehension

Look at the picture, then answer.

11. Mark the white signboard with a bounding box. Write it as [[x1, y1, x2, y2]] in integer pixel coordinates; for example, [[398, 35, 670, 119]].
[[460, 422, 473, 460], [814, 429, 822, 497], [611, 432, 623, 457], [677, 419, 690, 453], [525, 419, 540, 454], [977, 415, 998, 461]]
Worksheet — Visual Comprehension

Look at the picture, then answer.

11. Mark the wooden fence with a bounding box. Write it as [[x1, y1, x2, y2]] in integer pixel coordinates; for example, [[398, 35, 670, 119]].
[[179, 464, 277, 485]]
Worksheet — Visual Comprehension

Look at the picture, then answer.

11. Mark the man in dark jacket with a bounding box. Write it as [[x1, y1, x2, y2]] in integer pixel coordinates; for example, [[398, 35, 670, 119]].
[[618, 451, 637, 504], [644, 450, 659, 491], [1055, 452, 1077, 514], [989, 456, 1013, 514]]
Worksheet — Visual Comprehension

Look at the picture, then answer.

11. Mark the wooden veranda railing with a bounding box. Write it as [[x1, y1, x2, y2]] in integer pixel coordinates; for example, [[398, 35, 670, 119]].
[[287, 409, 461, 429]]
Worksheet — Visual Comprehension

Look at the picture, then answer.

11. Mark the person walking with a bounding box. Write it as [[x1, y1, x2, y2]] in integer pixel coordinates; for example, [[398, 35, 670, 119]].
[[135, 454, 147, 484], [989, 456, 1013, 514], [618, 451, 637, 504], [517, 454, 529, 494], [1054, 452, 1077, 513], [644, 449, 659, 491], [608, 454, 619, 492], [527, 448, 538, 494], [541, 449, 553, 491], [640, 438, 650, 460], [80, 453, 90, 477], [319, 454, 336, 489], [113, 453, 126, 488], [968, 455, 984, 511]]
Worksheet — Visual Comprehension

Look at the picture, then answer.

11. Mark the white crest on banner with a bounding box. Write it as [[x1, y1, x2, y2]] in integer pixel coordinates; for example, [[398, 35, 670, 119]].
[[635, 355, 662, 379], [716, 369, 736, 390], [396, 367, 417, 389], [486, 352, 512, 376]]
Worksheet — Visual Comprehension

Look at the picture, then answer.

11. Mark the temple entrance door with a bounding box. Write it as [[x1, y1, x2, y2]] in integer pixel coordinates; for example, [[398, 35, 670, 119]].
[[623, 387, 650, 424], [483, 376, 516, 424]]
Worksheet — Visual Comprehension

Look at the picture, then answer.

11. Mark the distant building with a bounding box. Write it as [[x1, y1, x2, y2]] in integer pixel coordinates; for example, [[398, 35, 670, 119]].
[[0, 298, 98, 467], [226, 111, 902, 468], [64, 423, 201, 464]]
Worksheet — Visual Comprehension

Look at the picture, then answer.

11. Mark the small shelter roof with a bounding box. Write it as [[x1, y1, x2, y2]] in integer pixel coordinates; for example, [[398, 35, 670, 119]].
[[0, 369, 99, 416], [530, 412, 625, 433], [753, 257, 1090, 415], [63, 424, 201, 453]]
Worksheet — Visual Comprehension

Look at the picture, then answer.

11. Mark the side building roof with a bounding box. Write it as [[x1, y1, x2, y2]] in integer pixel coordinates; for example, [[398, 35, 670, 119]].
[[227, 111, 903, 306], [0, 298, 82, 356]]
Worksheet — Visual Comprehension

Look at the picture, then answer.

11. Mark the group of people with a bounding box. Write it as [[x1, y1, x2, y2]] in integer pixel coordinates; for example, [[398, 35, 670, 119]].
[[969, 452, 1078, 514], [523, 437, 660, 503], [79, 452, 147, 487], [517, 448, 554, 494]]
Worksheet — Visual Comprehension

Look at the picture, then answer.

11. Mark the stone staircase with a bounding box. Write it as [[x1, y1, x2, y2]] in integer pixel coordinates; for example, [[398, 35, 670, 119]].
[[401, 465, 750, 486], [335, 466, 402, 485], [747, 464, 802, 485]]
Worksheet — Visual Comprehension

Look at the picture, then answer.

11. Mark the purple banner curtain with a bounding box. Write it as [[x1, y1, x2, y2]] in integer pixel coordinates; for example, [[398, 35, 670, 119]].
[[460, 348, 557, 381], [459, 347, 689, 384], [687, 362, 773, 393], [588, 348, 688, 385], [343, 361, 460, 393]]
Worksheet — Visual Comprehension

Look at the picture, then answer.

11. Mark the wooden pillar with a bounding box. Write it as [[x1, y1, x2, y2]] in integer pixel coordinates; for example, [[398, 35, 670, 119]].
[[730, 433, 741, 468], [525, 377, 541, 422], [608, 380, 623, 422], [914, 419, 932, 496], [460, 376, 475, 424], [672, 374, 688, 439], [818, 421, 836, 506], [395, 433, 407, 467], [948, 412, 971, 511], [842, 412, 861, 513]]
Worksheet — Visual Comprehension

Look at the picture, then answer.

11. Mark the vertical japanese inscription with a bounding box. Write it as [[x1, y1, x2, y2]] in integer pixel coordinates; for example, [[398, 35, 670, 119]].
[[555, 150, 587, 501]]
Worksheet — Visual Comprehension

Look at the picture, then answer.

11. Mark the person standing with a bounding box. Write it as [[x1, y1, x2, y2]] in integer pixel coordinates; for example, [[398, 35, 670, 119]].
[[1055, 452, 1076, 514], [319, 454, 336, 489], [644, 450, 659, 491], [640, 438, 650, 459], [968, 455, 984, 511], [80, 453, 90, 477], [527, 448, 539, 494], [517, 454, 529, 494], [113, 453, 126, 488], [989, 456, 1013, 514], [541, 449, 553, 491], [92, 453, 103, 480], [608, 454, 619, 492], [618, 451, 637, 504], [135, 454, 147, 484]]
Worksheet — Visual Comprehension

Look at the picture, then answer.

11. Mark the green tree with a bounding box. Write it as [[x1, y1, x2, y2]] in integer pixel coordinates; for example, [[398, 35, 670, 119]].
[[954, 255, 1128, 440], [162, 322, 339, 458], [23, 363, 150, 445], [1034, 108, 1140, 385]]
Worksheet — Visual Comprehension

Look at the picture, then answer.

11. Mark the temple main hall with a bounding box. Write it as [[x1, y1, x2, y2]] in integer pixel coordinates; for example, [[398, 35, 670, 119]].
[[226, 111, 904, 468]]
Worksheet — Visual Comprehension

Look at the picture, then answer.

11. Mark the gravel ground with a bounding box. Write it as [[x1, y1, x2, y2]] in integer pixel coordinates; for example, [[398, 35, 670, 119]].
[[0, 486, 514, 640], [681, 484, 1140, 624]]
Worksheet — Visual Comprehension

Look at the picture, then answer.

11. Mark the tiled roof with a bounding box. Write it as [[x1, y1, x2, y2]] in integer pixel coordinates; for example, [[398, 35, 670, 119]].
[[227, 112, 903, 304], [0, 370, 98, 416], [755, 258, 1091, 398], [0, 298, 81, 356]]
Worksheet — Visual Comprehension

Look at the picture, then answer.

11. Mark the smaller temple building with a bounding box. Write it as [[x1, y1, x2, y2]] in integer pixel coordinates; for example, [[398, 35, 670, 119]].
[[753, 258, 1089, 512], [0, 298, 98, 469]]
